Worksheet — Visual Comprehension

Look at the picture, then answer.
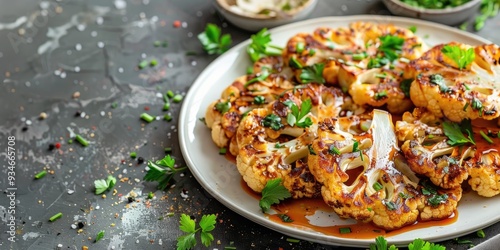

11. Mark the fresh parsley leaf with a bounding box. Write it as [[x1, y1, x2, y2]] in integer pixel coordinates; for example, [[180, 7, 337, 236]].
[[277, 214, 294, 222], [144, 155, 186, 190], [247, 28, 283, 62], [94, 175, 116, 194], [262, 114, 283, 131], [197, 23, 232, 55], [300, 63, 325, 84], [441, 44, 475, 70], [253, 95, 266, 105], [443, 120, 475, 146], [177, 213, 216, 250], [409, 26, 417, 33], [379, 35, 405, 61], [95, 230, 105, 242], [284, 99, 313, 128], [427, 193, 448, 206], [259, 178, 291, 212]]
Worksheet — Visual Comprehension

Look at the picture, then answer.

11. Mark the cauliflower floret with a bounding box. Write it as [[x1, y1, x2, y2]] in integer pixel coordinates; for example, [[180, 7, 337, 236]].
[[396, 109, 472, 189], [308, 110, 422, 230], [235, 101, 320, 198], [468, 142, 500, 197], [404, 42, 500, 122], [339, 67, 413, 114]]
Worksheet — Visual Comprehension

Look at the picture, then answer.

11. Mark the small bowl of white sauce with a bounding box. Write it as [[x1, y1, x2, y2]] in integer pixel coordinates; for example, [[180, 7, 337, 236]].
[[214, 0, 318, 31]]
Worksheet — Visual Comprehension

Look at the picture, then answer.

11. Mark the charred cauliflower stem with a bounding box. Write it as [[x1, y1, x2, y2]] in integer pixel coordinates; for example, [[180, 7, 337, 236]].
[[405, 42, 500, 122], [203, 21, 500, 231]]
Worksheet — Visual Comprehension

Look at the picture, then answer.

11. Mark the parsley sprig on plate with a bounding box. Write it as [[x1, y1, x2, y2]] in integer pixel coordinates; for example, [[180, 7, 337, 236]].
[[441, 44, 475, 70], [283, 99, 313, 128], [247, 28, 283, 62], [259, 178, 291, 212]]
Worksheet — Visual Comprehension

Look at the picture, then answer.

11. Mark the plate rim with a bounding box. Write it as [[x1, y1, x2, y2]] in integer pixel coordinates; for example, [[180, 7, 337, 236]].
[[178, 15, 495, 247]]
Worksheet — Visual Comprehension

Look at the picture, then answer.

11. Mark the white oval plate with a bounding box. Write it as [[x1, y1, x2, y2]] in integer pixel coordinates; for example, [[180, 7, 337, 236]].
[[179, 15, 498, 247]]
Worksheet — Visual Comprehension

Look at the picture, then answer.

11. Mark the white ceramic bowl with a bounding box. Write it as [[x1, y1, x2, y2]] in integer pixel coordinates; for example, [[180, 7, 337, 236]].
[[214, 0, 318, 32], [383, 0, 481, 26]]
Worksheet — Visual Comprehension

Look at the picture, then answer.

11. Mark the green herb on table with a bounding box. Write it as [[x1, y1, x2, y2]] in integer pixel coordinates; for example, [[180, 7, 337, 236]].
[[140, 113, 156, 123], [441, 44, 475, 70], [95, 230, 105, 242], [259, 178, 291, 212], [369, 236, 445, 250], [34, 170, 47, 179], [247, 28, 283, 62], [75, 134, 89, 147], [49, 212, 63, 222], [94, 175, 116, 195], [477, 229, 486, 238], [177, 213, 216, 250], [198, 23, 232, 55], [143, 155, 186, 190]]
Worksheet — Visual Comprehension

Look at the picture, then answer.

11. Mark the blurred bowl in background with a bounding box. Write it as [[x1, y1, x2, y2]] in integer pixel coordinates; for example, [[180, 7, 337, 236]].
[[382, 0, 481, 26], [214, 0, 318, 32]]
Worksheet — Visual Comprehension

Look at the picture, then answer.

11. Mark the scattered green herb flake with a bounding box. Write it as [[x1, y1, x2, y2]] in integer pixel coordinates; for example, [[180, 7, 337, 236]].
[[224, 247, 237, 250], [288, 57, 303, 69], [164, 147, 172, 153], [67, 139, 73, 144], [215, 101, 231, 114], [428, 193, 448, 206], [167, 90, 175, 98], [463, 102, 469, 111], [339, 227, 351, 234], [245, 68, 271, 87], [399, 192, 410, 199], [480, 130, 494, 144], [286, 238, 300, 243], [296, 42, 304, 53], [374, 90, 388, 100], [253, 95, 265, 105], [219, 147, 227, 155], [75, 134, 89, 147], [154, 40, 161, 47], [385, 201, 397, 210], [373, 182, 383, 192], [379, 35, 405, 61], [140, 113, 155, 123], [147, 191, 154, 199], [308, 144, 316, 155], [197, 23, 232, 55], [262, 114, 283, 131], [400, 79, 412, 97], [471, 97, 483, 111], [477, 229, 486, 238], [409, 26, 417, 33], [441, 44, 475, 70], [459, 22, 468, 30], [454, 237, 473, 244], [277, 214, 294, 223], [275, 143, 284, 148], [375, 73, 387, 79], [144, 155, 186, 190], [429, 74, 451, 93], [329, 145, 340, 155], [49, 212, 63, 222], [259, 178, 291, 212], [352, 140, 364, 161], [95, 230, 105, 242], [130, 152, 137, 159], [246, 66, 254, 75], [352, 52, 368, 61], [138, 60, 148, 69], [163, 102, 170, 111], [111, 102, 118, 109], [163, 114, 172, 121], [150, 59, 158, 66], [173, 94, 183, 103], [300, 63, 325, 84], [309, 49, 316, 56], [34, 170, 47, 179]]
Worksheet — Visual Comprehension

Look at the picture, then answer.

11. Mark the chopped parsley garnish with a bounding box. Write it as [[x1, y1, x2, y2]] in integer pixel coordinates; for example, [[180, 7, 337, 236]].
[[352, 140, 364, 161], [197, 23, 232, 55], [177, 213, 216, 250], [329, 145, 340, 155], [283, 99, 313, 128], [409, 26, 417, 33], [429, 74, 451, 93], [277, 214, 294, 223], [442, 120, 475, 146], [143, 155, 187, 190], [352, 52, 368, 61], [400, 79, 412, 97], [94, 175, 116, 195], [299, 63, 325, 84], [471, 97, 483, 113], [247, 28, 283, 62], [480, 130, 494, 144], [253, 95, 266, 105], [441, 44, 475, 70], [215, 100, 231, 114], [245, 68, 271, 87], [385, 201, 397, 210], [421, 180, 449, 207], [262, 114, 283, 131], [295, 42, 304, 53], [259, 178, 291, 212], [477, 229, 486, 238], [379, 35, 405, 61], [374, 90, 388, 100], [308, 144, 316, 155], [427, 193, 449, 206], [288, 57, 303, 69], [373, 182, 383, 192], [339, 227, 352, 234]]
